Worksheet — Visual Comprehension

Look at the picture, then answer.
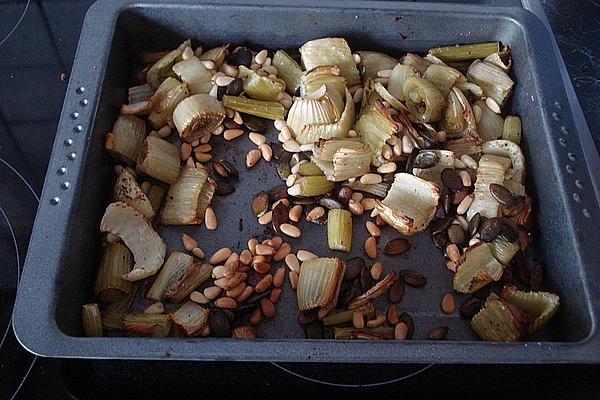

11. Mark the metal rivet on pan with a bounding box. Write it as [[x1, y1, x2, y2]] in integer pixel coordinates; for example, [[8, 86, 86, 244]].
[[554, 101, 562, 110], [560, 126, 570, 135], [67, 152, 77, 160], [64, 138, 74, 146], [76, 86, 85, 94], [567, 152, 576, 161], [57, 166, 67, 175], [354, 15, 359, 19], [50, 197, 60, 205], [575, 179, 583, 189], [80, 99, 88, 106], [71, 112, 79, 119], [61, 181, 70, 190], [552, 112, 561, 121], [566, 164, 574, 175], [583, 209, 591, 218], [573, 193, 581, 203], [558, 138, 567, 147], [74, 125, 83, 133]]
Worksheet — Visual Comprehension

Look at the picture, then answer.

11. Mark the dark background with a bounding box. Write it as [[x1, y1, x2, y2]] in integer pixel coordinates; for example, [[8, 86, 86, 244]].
[[0, 0, 598, 398]]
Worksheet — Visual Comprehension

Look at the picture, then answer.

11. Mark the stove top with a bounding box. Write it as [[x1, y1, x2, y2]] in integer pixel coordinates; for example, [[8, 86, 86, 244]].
[[1, 0, 599, 398]]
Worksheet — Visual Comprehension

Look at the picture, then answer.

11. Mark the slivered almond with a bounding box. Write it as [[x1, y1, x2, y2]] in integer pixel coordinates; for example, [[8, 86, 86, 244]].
[[190, 291, 209, 304], [203, 286, 221, 300]]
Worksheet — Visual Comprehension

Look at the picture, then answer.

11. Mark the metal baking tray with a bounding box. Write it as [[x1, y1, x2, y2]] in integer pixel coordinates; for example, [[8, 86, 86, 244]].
[[12, 0, 600, 363]]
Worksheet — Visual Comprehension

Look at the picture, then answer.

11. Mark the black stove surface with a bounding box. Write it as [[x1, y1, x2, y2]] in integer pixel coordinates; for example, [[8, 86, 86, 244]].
[[1, 0, 599, 398]]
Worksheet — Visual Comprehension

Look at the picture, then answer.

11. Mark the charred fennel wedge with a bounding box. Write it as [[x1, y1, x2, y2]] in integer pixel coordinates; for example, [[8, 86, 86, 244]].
[[100, 202, 166, 281], [173, 94, 226, 143], [113, 168, 154, 219], [376, 173, 440, 236], [297, 257, 346, 311], [471, 292, 528, 342], [501, 285, 559, 335], [171, 301, 210, 337], [453, 241, 504, 293]]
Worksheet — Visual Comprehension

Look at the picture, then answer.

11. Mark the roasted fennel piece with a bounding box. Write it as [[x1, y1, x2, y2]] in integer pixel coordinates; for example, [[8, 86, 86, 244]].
[[222, 95, 285, 120], [94, 242, 133, 303], [357, 51, 398, 80], [82, 303, 103, 337], [501, 285, 559, 335], [376, 173, 440, 236], [272, 49, 303, 95], [402, 76, 446, 122], [300, 37, 361, 86], [327, 209, 352, 252], [474, 100, 504, 141], [136, 136, 181, 184], [287, 176, 334, 197], [502, 115, 522, 144], [312, 144, 371, 182], [146, 47, 182, 89], [240, 65, 285, 101], [356, 93, 401, 166], [123, 313, 171, 337], [466, 157, 506, 220], [453, 241, 504, 293], [173, 94, 225, 143], [100, 202, 166, 281], [171, 301, 210, 337], [297, 87, 354, 144], [300, 66, 347, 98], [466, 59, 514, 107], [387, 64, 420, 102], [297, 257, 346, 311], [147, 251, 194, 301], [428, 42, 500, 62], [105, 114, 147, 166], [148, 77, 190, 129], [113, 168, 155, 219], [471, 292, 528, 341], [161, 166, 215, 225], [173, 57, 213, 94]]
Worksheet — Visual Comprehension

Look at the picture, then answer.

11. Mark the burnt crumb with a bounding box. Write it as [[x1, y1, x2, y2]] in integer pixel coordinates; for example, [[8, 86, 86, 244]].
[[395, 16, 402, 22], [238, 218, 244, 232], [400, 33, 408, 40]]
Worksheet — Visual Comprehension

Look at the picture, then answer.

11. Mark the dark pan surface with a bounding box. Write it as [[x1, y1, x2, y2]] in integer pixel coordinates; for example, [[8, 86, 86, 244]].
[[13, 0, 600, 363]]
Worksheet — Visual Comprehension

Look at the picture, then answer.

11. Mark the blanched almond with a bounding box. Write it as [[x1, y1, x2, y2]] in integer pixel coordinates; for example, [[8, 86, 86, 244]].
[[203, 286, 222, 300]]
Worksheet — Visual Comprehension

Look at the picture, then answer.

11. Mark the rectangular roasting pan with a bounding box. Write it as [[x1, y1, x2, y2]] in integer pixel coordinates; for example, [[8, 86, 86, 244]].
[[12, 0, 600, 363]]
